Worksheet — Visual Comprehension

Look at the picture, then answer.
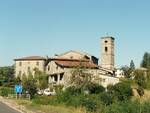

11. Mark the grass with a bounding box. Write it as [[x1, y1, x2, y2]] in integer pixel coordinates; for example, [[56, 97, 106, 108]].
[[15, 99, 86, 113], [27, 104, 86, 113]]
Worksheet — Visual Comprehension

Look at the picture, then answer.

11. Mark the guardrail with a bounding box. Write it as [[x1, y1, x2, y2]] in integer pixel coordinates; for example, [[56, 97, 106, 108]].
[[8, 93, 31, 100]]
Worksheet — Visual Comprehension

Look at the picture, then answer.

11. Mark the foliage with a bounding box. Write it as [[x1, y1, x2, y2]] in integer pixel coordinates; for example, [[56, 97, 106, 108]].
[[108, 82, 132, 101], [106, 100, 141, 113], [137, 86, 144, 96], [99, 92, 115, 106], [21, 74, 37, 98], [0, 66, 15, 87], [121, 65, 133, 78], [0, 87, 14, 97], [141, 52, 150, 68], [130, 60, 135, 70], [134, 70, 146, 88], [32, 95, 57, 105], [81, 95, 100, 112], [34, 69, 48, 90], [84, 82, 105, 94]]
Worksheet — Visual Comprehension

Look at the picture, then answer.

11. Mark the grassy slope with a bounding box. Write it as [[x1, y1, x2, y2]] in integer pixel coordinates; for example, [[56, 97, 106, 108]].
[[16, 100, 86, 113]]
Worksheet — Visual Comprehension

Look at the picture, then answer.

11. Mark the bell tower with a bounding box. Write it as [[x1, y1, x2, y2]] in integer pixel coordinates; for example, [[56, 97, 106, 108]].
[[101, 36, 115, 70]]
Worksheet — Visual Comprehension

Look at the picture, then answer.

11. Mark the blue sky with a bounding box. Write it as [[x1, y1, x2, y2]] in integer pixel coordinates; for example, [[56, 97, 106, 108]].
[[0, 0, 150, 67]]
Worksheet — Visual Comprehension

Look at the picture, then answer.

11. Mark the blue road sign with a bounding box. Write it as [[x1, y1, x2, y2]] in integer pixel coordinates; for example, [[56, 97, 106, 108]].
[[15, 85, 23, 94]]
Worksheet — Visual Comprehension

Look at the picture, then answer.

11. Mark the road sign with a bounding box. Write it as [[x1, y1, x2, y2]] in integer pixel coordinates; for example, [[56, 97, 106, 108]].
[[15, 85, 23, 94]]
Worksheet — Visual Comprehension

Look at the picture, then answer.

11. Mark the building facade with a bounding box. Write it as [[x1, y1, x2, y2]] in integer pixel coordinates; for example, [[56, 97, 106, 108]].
[[101, 37, 115, 70], [14, 56, 46, 78], [14, 36, 119, 88]]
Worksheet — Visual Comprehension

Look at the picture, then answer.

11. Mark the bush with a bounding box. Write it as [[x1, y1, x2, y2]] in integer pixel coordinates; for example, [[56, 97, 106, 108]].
[[85, 83, 105, 94], [134, 70, 146, 88], [142, 102, 150, 113], [81, 95, 99, 112], [32, 95, 58, 105], [99, 92, 115, 106], [137, 86, 144, 96], [0, 87, 14, 97], [108, 82, 132, 101], [106, 101, 141, 113]]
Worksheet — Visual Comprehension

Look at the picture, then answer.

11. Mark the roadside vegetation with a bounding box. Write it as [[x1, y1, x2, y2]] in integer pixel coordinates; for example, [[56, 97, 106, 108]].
[[1, 52, 150, 113]]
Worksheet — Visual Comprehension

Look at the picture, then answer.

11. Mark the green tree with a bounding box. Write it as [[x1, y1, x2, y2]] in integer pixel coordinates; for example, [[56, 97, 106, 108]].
[[34, 69, 48, 90], [121, 66, 132, 78], [141, 52, 150, 68], [69, 67, 104, 94], [22, 73, 37, 98], [130, 60, 135, 70], [134, 70, 146, 88], [0, 66, 15, 87], [107, 82, 132, 101]]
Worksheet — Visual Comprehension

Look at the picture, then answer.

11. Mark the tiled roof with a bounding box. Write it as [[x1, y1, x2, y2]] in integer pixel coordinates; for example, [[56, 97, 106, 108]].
[[54, 59, 98, 69], [14, 56, 46, 61]]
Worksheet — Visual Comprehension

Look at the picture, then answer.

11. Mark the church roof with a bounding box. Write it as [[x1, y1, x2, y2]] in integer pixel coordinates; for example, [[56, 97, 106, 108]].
[[50, 58, 98, 69]]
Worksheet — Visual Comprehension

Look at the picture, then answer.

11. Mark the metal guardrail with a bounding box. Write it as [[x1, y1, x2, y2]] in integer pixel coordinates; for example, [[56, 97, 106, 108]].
[[8, 94, 31, 100]]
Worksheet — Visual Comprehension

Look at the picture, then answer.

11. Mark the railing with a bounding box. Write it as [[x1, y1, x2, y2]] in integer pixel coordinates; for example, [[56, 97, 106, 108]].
[[8, 93, 31, 100]]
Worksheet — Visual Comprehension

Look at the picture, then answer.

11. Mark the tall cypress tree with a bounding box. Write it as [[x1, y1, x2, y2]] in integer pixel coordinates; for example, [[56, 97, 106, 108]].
[[130, 60, 135, 70], [141, 52, 150, 68]]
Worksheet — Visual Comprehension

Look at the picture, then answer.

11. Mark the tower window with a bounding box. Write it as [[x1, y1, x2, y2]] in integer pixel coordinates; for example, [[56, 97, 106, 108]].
[[105, 40, 108, 43], [36, 61, 39, 66], [19, 62, 22, 66], [105, 47, 108, 52]]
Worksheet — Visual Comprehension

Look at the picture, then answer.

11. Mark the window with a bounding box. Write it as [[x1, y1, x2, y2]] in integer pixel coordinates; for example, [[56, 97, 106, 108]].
[[60, 73, 64, 80], [105, 47, 108, 52], [70, 56, 73, 59], [105, 40, 108, 43], [56, 66, 59, 70], [19, 71, 22, 75], [19, 62, 22, 66], [48, 66, 50, 71], [28, 66, 31, 72], [36, 61, 39, 66]]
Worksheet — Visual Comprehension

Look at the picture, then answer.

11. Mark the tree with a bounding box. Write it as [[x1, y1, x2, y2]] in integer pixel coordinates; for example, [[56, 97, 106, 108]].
[[69, 67, 104, 94], [130, 60, 135, 70], [134, 70, 146, 88], [107, 82, 132, 101], [34, 69, 48, 90], [141, 52, 150, 68], [121, 66, 132, 78], [134, 69, 146, 96], [0, 66, 15, 87], [22, 73, 37, 98]]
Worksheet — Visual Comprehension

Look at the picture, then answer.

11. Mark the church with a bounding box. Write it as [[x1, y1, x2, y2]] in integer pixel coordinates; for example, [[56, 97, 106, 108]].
[[14, 36, 119, 88]]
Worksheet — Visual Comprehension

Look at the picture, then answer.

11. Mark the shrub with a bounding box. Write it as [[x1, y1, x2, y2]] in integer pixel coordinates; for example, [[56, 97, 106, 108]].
[[85, 83, 105, 94], [0, 87, 14, 97], [99, 92, 115, 106], [134, 70, 146, 88], [81, 95, 99, 112], [32, 95, 58, 105], [142, 102, 150, 113], [22, 75, 37, 98], [137, 86, 144, 96], [108, 82, 132, 101], [106, 101, 141, 113], [56, 90, 72, 103]]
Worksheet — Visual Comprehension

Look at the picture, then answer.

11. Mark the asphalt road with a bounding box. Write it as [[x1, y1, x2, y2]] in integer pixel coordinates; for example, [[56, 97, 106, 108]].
[[0, 102, 21, 113]]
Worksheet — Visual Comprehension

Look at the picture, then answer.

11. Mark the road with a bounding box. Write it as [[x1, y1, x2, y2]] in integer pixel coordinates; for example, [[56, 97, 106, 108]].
[[0, 102, 21, 113]]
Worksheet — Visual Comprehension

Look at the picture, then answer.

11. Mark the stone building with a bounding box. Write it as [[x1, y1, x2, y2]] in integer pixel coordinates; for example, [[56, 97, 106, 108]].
[[14, 36, 119, 88], [14, 56, 46, 78], [101, 37, 115, 70]]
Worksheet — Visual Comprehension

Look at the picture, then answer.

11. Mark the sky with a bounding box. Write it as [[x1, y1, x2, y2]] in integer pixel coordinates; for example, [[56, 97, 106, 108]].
[[0, 0, 150, 67]]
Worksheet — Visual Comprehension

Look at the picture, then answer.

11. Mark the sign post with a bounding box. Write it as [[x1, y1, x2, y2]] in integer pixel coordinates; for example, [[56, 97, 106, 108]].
[[15, 85, 23, 99]]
